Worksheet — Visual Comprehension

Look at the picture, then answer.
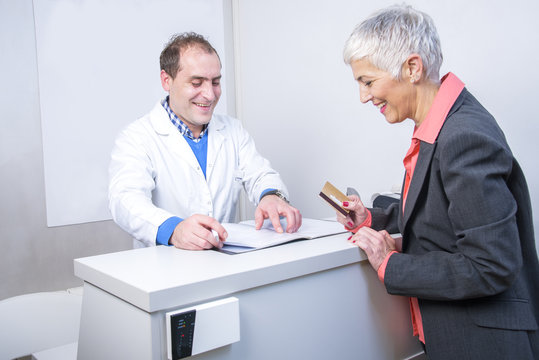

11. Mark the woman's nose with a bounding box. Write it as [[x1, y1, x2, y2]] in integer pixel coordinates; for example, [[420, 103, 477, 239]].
[[359, 85, 372, 103]]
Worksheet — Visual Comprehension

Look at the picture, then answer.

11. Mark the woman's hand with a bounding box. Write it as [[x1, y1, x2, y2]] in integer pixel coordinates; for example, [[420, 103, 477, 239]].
[[335, 194, 369, 229], [348, 228, 396, 271]]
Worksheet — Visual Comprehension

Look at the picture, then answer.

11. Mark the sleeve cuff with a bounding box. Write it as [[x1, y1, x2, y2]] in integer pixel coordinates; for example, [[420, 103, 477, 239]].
[[259, 188, 277, 201], [156, 216, 183, 246], [377, 250, 398, 283], [344, 210, 372, 233]]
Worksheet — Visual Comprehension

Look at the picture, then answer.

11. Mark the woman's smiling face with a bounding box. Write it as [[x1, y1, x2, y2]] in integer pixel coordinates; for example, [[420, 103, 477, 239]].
[[350, 58, 415, 125]]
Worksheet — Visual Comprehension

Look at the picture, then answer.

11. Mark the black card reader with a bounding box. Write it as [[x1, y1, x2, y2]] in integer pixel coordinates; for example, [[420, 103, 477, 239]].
[[170, 309, 196, 359]]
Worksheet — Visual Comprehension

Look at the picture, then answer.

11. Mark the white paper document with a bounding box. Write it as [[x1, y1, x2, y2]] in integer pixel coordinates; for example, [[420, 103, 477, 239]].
[[220, 218, 346, 253]]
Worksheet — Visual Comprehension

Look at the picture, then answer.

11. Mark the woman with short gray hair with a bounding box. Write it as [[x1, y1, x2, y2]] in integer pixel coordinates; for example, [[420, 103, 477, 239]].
[[337, 4, 539, 359]]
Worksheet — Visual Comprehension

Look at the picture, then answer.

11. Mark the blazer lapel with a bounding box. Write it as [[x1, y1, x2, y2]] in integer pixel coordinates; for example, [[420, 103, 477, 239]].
[[402, 141, 437, 228], [400, 89, 465, 233]]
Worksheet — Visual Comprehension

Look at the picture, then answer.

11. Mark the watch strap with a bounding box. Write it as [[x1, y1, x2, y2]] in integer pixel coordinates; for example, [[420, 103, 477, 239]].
[[260, 189, 289, 203]]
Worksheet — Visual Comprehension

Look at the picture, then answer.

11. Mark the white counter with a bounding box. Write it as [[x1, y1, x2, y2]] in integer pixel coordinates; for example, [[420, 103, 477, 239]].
[[74, 232, 364, 312], [74, 233, 422, 359]]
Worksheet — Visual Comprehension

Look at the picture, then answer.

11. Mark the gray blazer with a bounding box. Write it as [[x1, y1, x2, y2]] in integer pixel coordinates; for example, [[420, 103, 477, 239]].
[[370, 88, 539, 359]]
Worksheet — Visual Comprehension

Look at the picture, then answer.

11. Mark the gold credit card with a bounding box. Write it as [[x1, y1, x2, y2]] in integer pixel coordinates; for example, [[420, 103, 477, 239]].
[[319, 181, 350, 216]]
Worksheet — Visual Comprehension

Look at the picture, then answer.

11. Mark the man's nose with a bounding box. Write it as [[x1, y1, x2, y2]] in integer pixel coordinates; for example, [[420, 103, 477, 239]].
[[201, 82, 216, 100]]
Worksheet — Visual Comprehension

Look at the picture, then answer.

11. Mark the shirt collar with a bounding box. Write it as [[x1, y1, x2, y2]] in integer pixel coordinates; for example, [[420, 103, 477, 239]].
[[161, 96, 208, 142], [413, 72, 465, 144]]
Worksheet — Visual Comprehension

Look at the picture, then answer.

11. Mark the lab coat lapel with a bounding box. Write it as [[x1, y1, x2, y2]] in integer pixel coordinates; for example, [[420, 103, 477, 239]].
[[402, 141, 437, 228], [167, 131, 202, 172], [206, 117, 226, 180], [149, 103, 201, 172]]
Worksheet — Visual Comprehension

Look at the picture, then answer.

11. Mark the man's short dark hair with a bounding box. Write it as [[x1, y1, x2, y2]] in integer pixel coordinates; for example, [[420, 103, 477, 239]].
[[159, 32, 220, 79]]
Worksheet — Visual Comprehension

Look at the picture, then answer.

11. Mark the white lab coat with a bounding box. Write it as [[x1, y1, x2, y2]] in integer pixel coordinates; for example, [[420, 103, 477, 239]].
[[109, 102, 288, 247]]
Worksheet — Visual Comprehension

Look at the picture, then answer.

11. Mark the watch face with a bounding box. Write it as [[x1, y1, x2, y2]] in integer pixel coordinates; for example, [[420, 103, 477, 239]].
[[275, 191, 289, 203]]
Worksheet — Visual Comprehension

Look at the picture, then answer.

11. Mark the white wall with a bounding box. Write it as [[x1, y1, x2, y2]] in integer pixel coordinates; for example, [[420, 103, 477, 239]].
[[34, 0, 229, 227], [233, 0, 539, 256]]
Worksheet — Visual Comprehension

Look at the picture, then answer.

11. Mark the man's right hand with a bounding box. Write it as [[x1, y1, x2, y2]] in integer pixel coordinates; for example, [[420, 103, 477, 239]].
[[169, 214, 228, 250]]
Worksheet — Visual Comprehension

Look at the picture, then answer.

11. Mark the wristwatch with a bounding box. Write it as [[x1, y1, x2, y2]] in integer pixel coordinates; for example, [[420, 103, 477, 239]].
[[260, 189, 289, 204]]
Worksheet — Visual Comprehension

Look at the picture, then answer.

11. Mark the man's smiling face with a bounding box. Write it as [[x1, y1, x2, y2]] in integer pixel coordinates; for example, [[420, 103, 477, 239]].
[[161, 45, 222, 136]]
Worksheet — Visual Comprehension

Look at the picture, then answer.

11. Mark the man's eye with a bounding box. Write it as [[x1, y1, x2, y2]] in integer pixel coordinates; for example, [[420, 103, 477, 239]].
[[365, 80, 373, 87], [213, 80, 221, 86], [192, 82, 202, 87]]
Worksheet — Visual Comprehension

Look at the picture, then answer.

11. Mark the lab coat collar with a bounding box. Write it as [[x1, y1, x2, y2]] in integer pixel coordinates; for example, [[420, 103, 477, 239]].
[[149, 101, 176, 135]]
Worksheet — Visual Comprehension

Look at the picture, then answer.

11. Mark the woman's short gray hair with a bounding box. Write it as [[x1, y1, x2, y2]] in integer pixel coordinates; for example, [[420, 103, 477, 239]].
[[343, 4, 443, 82]]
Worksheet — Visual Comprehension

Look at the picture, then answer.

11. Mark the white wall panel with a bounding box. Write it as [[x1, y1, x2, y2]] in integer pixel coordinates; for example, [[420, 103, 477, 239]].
[[34, 0, 229, 226]]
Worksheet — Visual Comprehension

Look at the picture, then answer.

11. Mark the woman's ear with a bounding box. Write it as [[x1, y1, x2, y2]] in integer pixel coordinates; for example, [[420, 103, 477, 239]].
[[404, 54, 423, 83]]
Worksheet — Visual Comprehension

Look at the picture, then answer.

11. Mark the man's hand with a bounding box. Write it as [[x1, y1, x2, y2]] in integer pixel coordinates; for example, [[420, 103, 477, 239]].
[[255, 195, 302, 233], [169, 214, 228, 250], [348, 228, 396, 270]]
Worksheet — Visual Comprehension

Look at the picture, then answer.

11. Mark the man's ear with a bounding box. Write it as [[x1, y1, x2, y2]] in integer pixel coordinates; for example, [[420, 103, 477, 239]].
[[160, 69, 171, 91], [403, 53, 424, 82]]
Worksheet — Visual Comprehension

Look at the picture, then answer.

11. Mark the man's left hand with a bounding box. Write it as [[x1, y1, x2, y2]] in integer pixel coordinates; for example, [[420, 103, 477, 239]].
[[255, 195, 302, 233]]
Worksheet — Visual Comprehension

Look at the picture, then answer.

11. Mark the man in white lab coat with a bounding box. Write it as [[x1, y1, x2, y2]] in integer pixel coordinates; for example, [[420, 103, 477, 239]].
[[109, 32, 302, 249]]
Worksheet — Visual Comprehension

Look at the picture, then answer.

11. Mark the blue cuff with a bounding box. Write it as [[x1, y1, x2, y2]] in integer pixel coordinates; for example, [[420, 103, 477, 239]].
[[156, 216, 183, 246], [259, 188, 276, 201]]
